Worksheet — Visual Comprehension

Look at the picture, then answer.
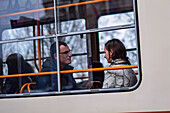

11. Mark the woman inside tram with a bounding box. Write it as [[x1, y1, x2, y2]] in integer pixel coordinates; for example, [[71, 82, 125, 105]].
[[2, 53, 35, 94], [103, 39, 137, 88]]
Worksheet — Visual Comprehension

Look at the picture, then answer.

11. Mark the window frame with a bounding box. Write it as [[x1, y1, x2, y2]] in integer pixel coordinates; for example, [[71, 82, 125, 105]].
[[0, 0, 142, 98]]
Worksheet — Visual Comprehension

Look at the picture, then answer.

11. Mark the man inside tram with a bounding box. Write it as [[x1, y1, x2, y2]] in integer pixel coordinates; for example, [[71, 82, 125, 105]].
[[37, 41, 77, 92]]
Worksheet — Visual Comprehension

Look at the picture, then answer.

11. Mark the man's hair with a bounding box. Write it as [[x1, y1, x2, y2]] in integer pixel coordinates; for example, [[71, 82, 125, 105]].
[[50, 41, 68, 59]]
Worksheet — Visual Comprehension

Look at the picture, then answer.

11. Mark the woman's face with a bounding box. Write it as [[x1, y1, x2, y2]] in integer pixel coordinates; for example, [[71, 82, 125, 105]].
[[104, 47, 113, 63]]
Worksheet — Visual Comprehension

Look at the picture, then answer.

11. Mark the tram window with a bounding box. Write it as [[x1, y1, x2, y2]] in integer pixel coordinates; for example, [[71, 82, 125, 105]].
[[98, 13, 136, 66], [71, 55, 88, 83], [60, 19, 85, 33], [2, 24, 56, 41], [1, 41, 36, 94], [98, 28, 137, 66], [0, 30, 140, 95], [41, 19, 85, 35], [46, 32, 138, 92], [60, 35, 87, 54], [0, 0, 141, 97], [99, 28, 136, 51], [2, 27, 33, 40], [2, 41, 36, 71], [1, 19, 85, 40], [0, 0, 53, 39], [51, 35, 88, 84], [98, 12, 134, 28], [57, 0, 133, 32]]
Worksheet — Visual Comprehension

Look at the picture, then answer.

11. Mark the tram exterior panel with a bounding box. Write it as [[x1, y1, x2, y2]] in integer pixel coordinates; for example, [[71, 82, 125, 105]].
[[0, 0, 170, 113]]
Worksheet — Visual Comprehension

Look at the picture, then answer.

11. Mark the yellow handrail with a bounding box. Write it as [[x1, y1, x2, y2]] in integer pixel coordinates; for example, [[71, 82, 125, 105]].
[[20, 82, 36, 93], [27, 82, 36, 92], [0, 65, 138, 79], [19, 83, 28, 93]]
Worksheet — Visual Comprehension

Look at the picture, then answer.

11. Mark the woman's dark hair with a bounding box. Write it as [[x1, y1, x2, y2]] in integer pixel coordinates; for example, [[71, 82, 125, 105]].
[[6, 53, 34, 74], [50, 41, 68, 59], [6, 53, 24, 74], [105, 39, 130, 64]]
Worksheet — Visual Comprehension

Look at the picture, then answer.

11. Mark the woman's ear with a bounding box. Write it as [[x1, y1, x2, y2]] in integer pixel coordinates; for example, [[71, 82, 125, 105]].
[[110, 49, 114, 56]]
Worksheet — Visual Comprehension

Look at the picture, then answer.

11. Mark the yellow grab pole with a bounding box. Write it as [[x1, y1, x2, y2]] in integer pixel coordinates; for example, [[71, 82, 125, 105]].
[[0, 65, 138, 78]]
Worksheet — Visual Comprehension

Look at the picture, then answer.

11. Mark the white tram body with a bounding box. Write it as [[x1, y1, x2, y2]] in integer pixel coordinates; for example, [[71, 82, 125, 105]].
[[0, 0, 170, 113]]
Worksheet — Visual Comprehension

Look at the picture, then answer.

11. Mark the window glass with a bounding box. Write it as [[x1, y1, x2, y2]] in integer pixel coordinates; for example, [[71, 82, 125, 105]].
[[0, 0, 54, 40], [1, 41, 36, 94], [99, 28, 136, 52], [2, 27, 33, 40], [0, 0, 140, 96], [2, 41, 34, 62], [57, 0, 134, 33], [0, 31, 139, 95], [58, 35, 88, 85], [98, 15, 138, 84], [98, 12, 134, 28], [60, 19, 85, 33]]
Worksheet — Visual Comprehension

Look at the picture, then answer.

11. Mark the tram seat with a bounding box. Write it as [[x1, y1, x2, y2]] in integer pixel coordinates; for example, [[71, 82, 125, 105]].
[[77, 61, 104, 89], [92, 61, 104, 84], [20, 82, 36, 93], [86, 81, 103, 89], [86, 61, 104, 89]]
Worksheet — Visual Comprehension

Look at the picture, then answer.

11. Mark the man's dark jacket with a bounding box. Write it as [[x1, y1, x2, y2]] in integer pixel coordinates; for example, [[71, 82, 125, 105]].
[[37, 58, 77, 92]]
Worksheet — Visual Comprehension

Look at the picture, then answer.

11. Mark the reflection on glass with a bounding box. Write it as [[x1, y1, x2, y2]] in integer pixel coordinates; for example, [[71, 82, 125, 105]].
[[99, 28, 137, 67], [0, 0, 134, 38], [0, 0, 54, 40], [2, 27, 33, 40], [0, 0, 139, 95], [99, 28, 136, 52], [60, 19, 85, 33], [58, 0, 133, 32], [60, 34, 87, 54], [98, 12, 134, 28], [2, 41, 34, 62]]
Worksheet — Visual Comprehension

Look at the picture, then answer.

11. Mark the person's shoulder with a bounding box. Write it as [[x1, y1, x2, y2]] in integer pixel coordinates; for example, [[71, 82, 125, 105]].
[[107, 63, 126, 73], [64, 65, 74, 70], [67, 65, 74, 70], [43, 58, 51, 66], [41, 58, 53, 72]]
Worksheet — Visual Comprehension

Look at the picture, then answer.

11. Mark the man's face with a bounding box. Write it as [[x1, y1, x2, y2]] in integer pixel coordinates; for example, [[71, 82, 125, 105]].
[[59, 45, 72, 67]]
